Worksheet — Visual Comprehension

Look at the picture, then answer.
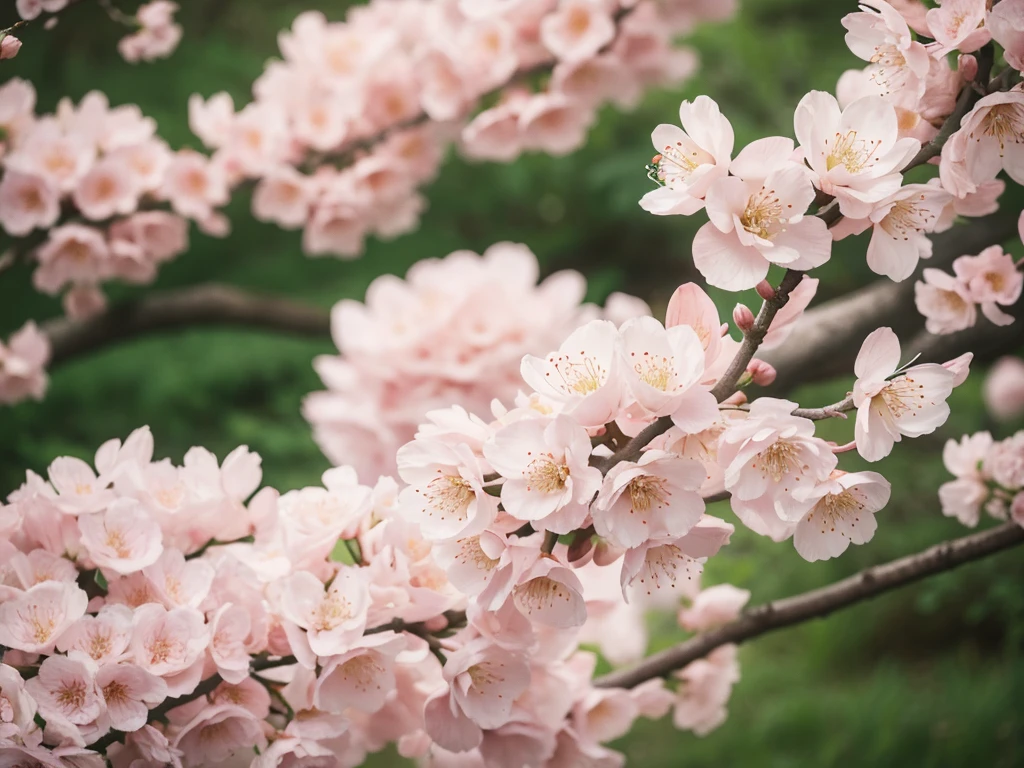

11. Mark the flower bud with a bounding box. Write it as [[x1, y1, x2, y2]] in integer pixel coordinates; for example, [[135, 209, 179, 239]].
[[958, 54, 978, 82], [755, 280, 776, 301], [0, 35, 22, 61], [746, 359, 777, 387], [732, 303, 755, 333], [593, 539, 624, 567]]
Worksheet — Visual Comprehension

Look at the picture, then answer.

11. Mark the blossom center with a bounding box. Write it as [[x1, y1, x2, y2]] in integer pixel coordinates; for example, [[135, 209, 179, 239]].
[[423, 475, 474, 521], [740, 187, 783, 240], [548, 354, 605, 395], [628, 475, 671, 513], [881, 198, 932, 238], [525, 454, 570, 493], [56, 680, 87, 712], [756, 439, 801, 482], [825, 130, 880, 173], [313, 593, 353, 631], [980, 104, 1024, 153]]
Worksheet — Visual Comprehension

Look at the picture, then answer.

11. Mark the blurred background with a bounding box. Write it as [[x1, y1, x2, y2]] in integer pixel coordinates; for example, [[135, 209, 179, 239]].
[[1, 1, 1022, 765]]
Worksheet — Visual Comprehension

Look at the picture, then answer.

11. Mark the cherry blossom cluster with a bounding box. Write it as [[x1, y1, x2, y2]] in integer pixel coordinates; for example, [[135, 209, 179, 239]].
[[940, 429, 1024, 530], [0, 320, 49, 405], [914, 243, 1023, 334], [13, 1, 181, 65], [0, 421, 761, 768], [303, 241, 652, 481], [641, 0, 1022, 297], [0, 78, 225, 318], [186, 0, 736, 259]]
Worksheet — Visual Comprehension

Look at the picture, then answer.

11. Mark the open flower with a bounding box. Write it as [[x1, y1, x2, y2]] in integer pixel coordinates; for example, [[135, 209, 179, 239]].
[[939, 90, 1024, 197], [853, 327, 957, 462], [618, 316, 720, 430], [0, 580, 88, 653], [593, 450, 706, 549], [620, 515, 734, 599], [96, 663, 167, 732], [484, 414, 601, 534], [521, 319, 624, 427], [78, 499, 164, 575], [795, 91, 919, 218], [640, 96, 734, 216], [952, 246, 1023, 327], [718, 398, 838, 540], [25, 655, 103, 727], [274, 568, 369, 662], [939, 432, 993, 527], [863, 182, 950, 281], [693, 138, 831, 290], [914, 268, 977, 334], [842, 0, 930, 106], [424, 638, 530, 752], [792, 470, 891, 561]]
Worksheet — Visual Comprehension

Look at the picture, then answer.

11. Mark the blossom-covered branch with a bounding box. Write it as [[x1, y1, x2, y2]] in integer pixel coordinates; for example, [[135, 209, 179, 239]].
[[595, 520, 1024, 690]]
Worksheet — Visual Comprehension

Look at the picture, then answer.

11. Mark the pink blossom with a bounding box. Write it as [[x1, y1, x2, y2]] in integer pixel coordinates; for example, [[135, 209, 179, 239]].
[[161, 149, 228, 220], [397, 440, 498, 541], [640, 95, 734, 216], [462, 99, 526, 162], [25, 655, 103, 727], [56, 604, 134, 664], [172, 703, 266, 765], [863, 183, 950, 281], [274, 568, 369, 662], [552, 55, 640, 109], [672, 644, 739, 736], [518, 93, 595, 156], [678, 584, 750, 631], [925, 0, 990, 56], [593, 450, 706, 549], [1, 35, 23, 61], [0, 321, 50, 405], [78, 499, 164, 574], [252, 167, 312, 229], [939, 432, 993, 526], [795, 91, 919, 218], [130, 604, 209, 696], [314, 632, 405, 714], [108, 211, 189, 272], [718, 399, 838, 540], [7, 126, 94, 193], [484, 414, 601, 534], [209, 604, 252, 685], [540, 0, 616, 62], [0, 580, 88, 653], [940, 90, 1024, 197], [119, 1, 183, 63], [73, 156, 139, 220], [0, 171, 60, 236], [187, 92, 235, 150], [694, 138, 831, 290], [521, 319, 623, 427], [842, 0, 930, 106], [914, 268, 977, 335], [16, 0, 70, 20], [302, 201, 366, 259], [33, 224, 112, 296], [424, 638, 530, 751], [618, 316, 720, 430], [984, 356, 1024, 422], [990, 0, 1024, 72], [0, 663, 37, 737], [952, 246, 1023, 326], [853, 327, 956, 462], [792, 470, 891, 561], [96, 663, 167, 732], [513, 555, 588, 628], [620, 515, 734, 598]]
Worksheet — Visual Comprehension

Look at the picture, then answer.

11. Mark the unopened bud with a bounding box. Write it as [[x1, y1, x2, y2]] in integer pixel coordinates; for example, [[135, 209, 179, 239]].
[[732, 303, 755, 333], [755, 280, 775, 301], [958, 54, 978, 82], [593, 539, 625, 567], [422, 615, 449, 633], [567, 533, 594, 564], [746, 359, 777, 387], [0, 35, 22, 61]]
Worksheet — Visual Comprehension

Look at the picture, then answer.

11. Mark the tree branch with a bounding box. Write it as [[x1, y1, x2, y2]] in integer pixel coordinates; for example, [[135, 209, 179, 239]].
[[594, 521, 1024, 689], [44, 283, 330, 368]]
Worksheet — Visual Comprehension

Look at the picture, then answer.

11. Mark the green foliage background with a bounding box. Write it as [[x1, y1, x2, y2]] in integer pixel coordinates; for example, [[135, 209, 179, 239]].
[[0, 1, 1021, 765]]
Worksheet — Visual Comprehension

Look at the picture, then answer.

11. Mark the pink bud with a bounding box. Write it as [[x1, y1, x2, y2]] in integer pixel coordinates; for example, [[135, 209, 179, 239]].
[[755, 280, 776, 301], [593, 539, 625, 567], [732, 303, 755, 333], [0, 35, 22, 61], [958, 54, 978, 82], [422, 615, 449, 633], [746, 359, 777, 387]]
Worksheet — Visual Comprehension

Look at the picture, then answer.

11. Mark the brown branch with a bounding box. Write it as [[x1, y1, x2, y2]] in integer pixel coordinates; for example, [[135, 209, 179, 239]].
[[595, 521, 1024, 689], [44, 283, 330, 368], [593, 269, 806, 474], [791, 395, 854, 421]]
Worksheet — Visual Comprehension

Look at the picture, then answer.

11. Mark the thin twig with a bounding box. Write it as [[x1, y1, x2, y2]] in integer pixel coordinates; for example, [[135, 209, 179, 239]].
[[595, 521, 1024, 689]]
